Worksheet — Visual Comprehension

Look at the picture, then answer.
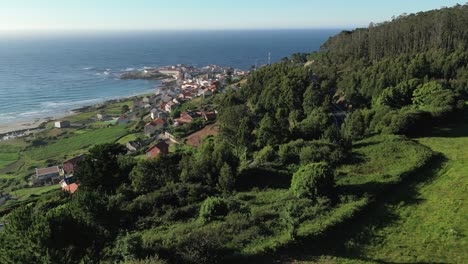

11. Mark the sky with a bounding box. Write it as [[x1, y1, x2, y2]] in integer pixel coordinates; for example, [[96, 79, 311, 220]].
[[0, 0, 463, 31]]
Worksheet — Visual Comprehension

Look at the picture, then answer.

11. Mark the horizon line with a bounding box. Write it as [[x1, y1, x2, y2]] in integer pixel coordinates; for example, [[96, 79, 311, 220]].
[[0, 26, 358, 34]]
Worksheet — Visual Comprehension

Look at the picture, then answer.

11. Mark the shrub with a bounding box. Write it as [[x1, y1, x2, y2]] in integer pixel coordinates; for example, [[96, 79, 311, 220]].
[[217, 163, 236, 193], [290, 162, 336, 202], [176, 227, 230, 264], [254, 145, 277, 165], [199, 197, 228, 223]]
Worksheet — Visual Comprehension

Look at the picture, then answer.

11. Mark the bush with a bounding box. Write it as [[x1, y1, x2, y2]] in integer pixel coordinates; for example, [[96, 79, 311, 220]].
[[176, 227, 230, 264], [199, 197, 228, 223], [290, 162, 336, 202], [254, 145, 277, 165], [217, 163, 236, 193]]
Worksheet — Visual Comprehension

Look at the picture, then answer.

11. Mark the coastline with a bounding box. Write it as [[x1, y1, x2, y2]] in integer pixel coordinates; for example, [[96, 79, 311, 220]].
[[0, 89, 159, 140]]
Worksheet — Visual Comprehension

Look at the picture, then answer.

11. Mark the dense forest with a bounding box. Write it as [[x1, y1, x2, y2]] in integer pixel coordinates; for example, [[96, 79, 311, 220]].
[[1, 4, 467, 264]]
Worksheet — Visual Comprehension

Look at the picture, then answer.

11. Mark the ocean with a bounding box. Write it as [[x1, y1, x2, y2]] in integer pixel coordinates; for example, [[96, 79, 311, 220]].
[[0, 29, 339, 125]]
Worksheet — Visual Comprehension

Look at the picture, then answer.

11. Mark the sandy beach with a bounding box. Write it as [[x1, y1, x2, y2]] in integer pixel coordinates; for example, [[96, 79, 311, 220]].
[[0, 118, 49, 135], [0, 89, 160, 139]]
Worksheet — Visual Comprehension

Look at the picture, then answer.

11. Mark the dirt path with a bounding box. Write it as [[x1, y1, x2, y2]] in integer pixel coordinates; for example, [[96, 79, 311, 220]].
[[183, 123, 220, 147]]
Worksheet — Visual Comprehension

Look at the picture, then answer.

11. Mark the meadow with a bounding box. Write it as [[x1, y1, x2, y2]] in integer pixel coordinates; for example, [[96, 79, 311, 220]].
[[26, 125, 128, 160], [137, 134, 434, 261], [282, 108, 468, 263]]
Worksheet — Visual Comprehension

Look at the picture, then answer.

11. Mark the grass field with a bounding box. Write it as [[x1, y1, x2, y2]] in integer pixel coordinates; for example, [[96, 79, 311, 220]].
[[283, 110, 468, 263], [26, 125, 129, 160], [350, 114, 468, 263], [117, 133, 141, 144], [11, 185, 60, 200], [0, 145, 21, 169]]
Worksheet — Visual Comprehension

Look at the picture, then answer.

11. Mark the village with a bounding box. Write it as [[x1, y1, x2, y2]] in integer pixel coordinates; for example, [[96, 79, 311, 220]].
[[17, 64, 249, 197]]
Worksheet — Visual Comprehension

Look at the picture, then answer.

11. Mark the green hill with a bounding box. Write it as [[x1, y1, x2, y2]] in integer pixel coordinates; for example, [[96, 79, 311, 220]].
[[0, 4, 467, 264]]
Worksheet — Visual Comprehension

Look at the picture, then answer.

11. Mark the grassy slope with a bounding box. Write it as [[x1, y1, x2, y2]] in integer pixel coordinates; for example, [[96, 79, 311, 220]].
[[353, 113, 468, 263], [139, 135, 433, 261], [26, 125, 128, 160], [287, 109, 468, 264]]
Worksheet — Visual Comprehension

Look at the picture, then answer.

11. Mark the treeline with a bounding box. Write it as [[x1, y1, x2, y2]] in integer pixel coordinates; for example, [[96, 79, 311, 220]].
[[1, 4, 468, 264], [322, 4, 468, 62], [304, 5, 468, 139]]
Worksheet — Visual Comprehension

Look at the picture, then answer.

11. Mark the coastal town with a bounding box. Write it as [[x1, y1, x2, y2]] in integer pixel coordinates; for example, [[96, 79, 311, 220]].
[[0, 64, 249, 207]]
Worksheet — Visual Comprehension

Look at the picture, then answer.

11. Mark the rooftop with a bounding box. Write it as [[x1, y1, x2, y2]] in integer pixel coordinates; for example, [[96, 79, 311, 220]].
[[36, 166, 60, 176]]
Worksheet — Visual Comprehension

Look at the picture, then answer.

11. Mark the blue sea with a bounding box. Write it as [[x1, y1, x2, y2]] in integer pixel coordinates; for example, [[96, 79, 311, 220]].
[[0, 29, 339, 125]]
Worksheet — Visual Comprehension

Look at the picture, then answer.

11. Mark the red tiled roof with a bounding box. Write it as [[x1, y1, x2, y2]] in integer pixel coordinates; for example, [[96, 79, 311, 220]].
[[146, 141, 169, 153], [151, 118, 166, 125], [63, 183, 79, 194], [204, 112, 217, 120]]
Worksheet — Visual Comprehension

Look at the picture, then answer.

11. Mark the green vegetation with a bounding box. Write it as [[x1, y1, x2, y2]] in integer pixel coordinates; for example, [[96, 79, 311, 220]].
[[117, 133, 141, 145], [0, 145, 20, 168], [26, 126, 128, 160], [12, 185, 60, 201], [1, 4, 467, 263]]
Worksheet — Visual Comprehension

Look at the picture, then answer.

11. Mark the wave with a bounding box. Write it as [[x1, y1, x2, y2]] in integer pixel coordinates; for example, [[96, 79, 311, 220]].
[[40, 98, 102, 109]]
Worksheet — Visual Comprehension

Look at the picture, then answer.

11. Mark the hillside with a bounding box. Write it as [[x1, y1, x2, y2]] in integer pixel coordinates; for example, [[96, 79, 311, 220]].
[[0, 4, 467, 264], [272, 106, 468, 263]]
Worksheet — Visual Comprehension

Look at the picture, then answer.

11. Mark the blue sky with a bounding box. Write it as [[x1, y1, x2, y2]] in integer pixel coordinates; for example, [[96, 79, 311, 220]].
[[0, 0, 462, 31]]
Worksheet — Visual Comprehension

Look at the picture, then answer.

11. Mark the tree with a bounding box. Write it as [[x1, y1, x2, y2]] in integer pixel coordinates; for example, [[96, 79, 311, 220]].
[[341, 109, 367, 140], [217, 163, 235, 193], [290, 162, 336, 202], [129, 155, 180, 193], [199, 197, 228, 223], [74, 143, 128, 192], [254, 145, 276, 165], [121, 105, 130, 114], [256, 113, 281, 147]]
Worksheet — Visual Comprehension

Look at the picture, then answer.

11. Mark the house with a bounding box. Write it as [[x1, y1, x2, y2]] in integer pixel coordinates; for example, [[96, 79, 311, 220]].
[[63, 154, 86, 175], [209, 80, 221, 92], [160, 102, 167, 112], [203, 112, 217, 121], [146, 141, 169, 159], [161, 94, 173, 103], [116, 115, 129, 125], [200, 88, 213, 97], [150, 108, 159, 120], [54, 121, 70, 128], [165, 101, 179, 113], [159, 69, 181, 79], [151, 108, 167, 120], [60, 176, 79, 194], [133, 98, 145, 109], [96, 113, 109, 121], [33, 166, 60, 185], [179, 90, 195, 100], [126, 141, 142, 153], [144, 118, 166, 137], [151, 110, 168, 120], [176, 111, 202, 124]]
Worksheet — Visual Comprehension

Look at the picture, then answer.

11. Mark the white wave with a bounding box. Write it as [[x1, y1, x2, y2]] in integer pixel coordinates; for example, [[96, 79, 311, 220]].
[[41, 98, 102, 109]]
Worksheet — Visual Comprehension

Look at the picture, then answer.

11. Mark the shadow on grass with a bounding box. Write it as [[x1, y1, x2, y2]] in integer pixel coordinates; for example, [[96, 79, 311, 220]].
[[239, 153, 447, 264]]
